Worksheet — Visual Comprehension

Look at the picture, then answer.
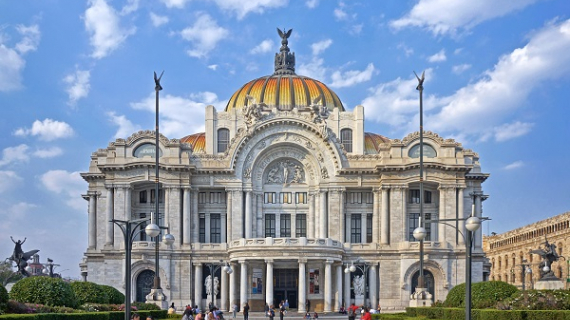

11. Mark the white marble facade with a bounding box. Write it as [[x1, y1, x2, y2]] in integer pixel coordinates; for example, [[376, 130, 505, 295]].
[[80, 34, 489, 311]]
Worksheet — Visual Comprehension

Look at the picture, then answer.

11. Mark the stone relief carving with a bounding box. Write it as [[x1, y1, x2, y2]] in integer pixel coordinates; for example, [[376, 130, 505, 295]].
[[265, 159, 305, 185], [321, 167, 329, 179]]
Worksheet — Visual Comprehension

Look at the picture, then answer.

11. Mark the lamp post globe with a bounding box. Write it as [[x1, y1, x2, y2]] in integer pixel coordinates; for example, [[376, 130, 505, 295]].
[[543, 265, 550, 273], [145, 223, 161, 238], [162, 233, 175, 245], [465, 216, 481, 232], [349, 265, 356, 273], [413, 226, 427, 241], [344, 267, 350, 274], [25, 266, 32, 274]]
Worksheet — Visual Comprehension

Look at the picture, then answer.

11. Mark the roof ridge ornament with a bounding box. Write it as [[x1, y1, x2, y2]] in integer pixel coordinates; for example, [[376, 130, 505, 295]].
[[274, 28, 295, 75]]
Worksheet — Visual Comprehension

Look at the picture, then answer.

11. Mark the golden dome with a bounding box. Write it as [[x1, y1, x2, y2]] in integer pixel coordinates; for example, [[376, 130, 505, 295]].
[[180, 132, 205, 153], [364, 132, 390, 154]]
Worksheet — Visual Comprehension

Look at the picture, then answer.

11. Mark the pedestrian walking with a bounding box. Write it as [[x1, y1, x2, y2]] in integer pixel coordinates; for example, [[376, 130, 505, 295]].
[[305, 300, 310, 312], [279, 302, 286, 320], [243, 302, 250, 320], [264, 303, 269, 318], [268, 305, 275, 320], [348, 303, 358, 320]]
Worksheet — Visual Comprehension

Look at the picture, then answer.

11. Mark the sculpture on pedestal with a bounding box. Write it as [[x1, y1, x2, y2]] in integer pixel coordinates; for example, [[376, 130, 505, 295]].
[[8, 237, 39, 277], [530, 236, 564, 280]]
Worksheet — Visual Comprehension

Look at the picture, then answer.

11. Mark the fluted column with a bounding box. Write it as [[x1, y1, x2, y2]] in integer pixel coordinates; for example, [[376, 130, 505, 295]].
[[361, 213, 367, 244], [192, 190, 199, 242], [266, 259, 274, 306], [438, 186, 446, 243], [87, 191, 97, 249], [369, 264, 377, 309], [339, 191, 345, 242], [381, 187, 390, 245], [298, 259, 306, 312], [245, 191, 252, 238], [343, 265, 350, 309], [320, 190, 328, 238], [227, 191, 233, 242], [229, 263, 237, 312], [257, 193, 264, 237], [308, 193, 315, 238], [373, 189, 380, 243], [105, 186, 114, 246], [474, 192, 483, 249], [324, 260, 332, 312], [240, 260, 248, 310], [183, 187, 191, 245], [221, 268, 228, 311], [458, 187, 465, 245], [334, 264, 342, 311], [195, 264, 203, 308]]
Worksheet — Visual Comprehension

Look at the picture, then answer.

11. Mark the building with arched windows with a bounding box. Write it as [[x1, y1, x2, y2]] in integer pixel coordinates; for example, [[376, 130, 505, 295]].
[[80, 30, 489, 311], [483, 211, 570, 289]]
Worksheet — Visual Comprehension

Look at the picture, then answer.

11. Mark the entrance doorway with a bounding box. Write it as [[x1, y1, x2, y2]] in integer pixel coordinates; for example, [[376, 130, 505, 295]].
[[274, 269, 298, 308], [136, 270, 155, 302], [411, 270, 435, 301]]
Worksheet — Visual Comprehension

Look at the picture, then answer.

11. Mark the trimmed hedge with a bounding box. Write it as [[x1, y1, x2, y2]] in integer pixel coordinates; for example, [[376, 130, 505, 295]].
[[70, 282, 108, 305], [407, 307, 570, 320], [98, 286, 124, 305], [9, 277, 77, 308], [0, 310, 167, 320], [444, 281, 518, 309]]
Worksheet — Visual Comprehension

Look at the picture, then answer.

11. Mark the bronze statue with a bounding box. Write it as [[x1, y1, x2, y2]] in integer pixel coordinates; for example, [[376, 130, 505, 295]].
[[414, 70, 425, 91], [8, 237, 39, 277], [154, 71, 164, 91], [530, 236, 563, 280]]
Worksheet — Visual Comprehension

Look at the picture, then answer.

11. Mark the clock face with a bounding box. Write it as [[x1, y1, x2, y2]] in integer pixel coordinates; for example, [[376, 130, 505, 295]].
[[133, 143, 163, 158], [408, 144, 437, 158]]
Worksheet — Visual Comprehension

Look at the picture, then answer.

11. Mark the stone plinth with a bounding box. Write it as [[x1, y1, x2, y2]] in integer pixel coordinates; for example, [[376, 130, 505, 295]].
[[534, 279, 565, 290], [354, 295, 364, 307], [146, 288, 169, 309], [409, 288, 432, 307]]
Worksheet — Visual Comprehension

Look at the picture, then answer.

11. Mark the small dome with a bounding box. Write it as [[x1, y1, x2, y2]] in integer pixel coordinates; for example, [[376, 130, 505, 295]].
[[364, 132, 390, 154], [181, 132, 205, 153]]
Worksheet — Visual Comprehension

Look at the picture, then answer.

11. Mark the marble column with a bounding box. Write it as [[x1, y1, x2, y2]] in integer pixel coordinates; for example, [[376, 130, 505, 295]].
[[105, 186, 114, 247], [324, 260, 333, 312], [164, 186, 170, 226], [458, 188, 465, 245], [369, 264, 377, 309], [195, 264, 203, 308], [256, 193, 264, 237], [183, 187, 191, 245], [320, 191, 328, 238], [240, 260, 248, 311], [227, 191, 233, 242], [266, 259, 274, 306], [221, 268, 228, 311], [298, 259, 306, 312], [192, 190, 199, 242], [205, 213, 211, 243], [245, 191, 252, 238], [308, 193, 315, 238], [221, 213, 227, 243], [373, 189, 380, 243], [343, 265, 350, 309], [87, 191, 97, 250], [438, 186, 446, 243], [381, 187, 390, 245], [229, 263, 237, 312], [361, 213, 367, 244], [339, 191, 345, 242], [345, 213, 351, 243], [125, 187, 132, 220], [474, 192, 483, 249], [334, 264, 342, 311]]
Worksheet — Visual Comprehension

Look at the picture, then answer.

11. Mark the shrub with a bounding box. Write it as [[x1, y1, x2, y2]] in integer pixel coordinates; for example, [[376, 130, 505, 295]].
[[444, 281, 518, 308], [504, 289, 570, 310], [99, 285, 124, 304], [131, 302, 161, 310], [9, 277, 78, 308], [70, 282, 108, 305], [0, 283, 8, 313]]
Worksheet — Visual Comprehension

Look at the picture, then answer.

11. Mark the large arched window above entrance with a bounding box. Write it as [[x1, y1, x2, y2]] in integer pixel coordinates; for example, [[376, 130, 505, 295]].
[[341, 129, 353, 153], [136, 270, 155, 302], [411, 270, 435, 300], [217, 128, 230, 153]]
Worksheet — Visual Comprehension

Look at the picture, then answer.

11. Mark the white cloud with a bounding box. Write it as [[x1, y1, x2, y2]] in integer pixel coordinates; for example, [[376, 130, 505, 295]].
[[0, 171, 23, 192], [390, 0, 538, 36], [211, 0, 288, 20], [334, 8, 348, 20], [297, 57, 327, 80], [0, 144, 30, 166], [40, 170, 85, 211], [306, 0, 318, 8], [33, 147, 63, 158], [330, 63, 375, 88], [14, 119, 74, 141], [493, 121, 534, 142], [161, 0, 191, 8], [208, 64, 218, 71], [64, 68, 91, 105], [121, 0, 139, 15], [397, 43, 414, 57], [452, 63, 471, 74], [504, 160, 524, 170], [130, 91, 226, 138], [350, 24, 363, 35], [250, 39, 274, 54], [0, 24, 40, 92], [311, 39, 333, 56], [150, 12, 169, 27], [106, 111, 142, 139], [180, 13, 228, 58], [84, 0, 136, 59], [363, 19, 570, 142], [427, 49, 446, 62], [0, 202, 37, 235]]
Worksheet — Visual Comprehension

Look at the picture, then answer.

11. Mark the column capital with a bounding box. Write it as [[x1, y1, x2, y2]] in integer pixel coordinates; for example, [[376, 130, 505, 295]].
[[325, 259, 334, 265], [298, 258, 307, 264], [239, 259, 248, 265], [265, 259, 274, 264], [225, 187, 242, 193]]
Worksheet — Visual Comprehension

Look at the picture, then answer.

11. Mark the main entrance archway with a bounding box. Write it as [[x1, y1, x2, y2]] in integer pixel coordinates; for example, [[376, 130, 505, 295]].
[[274, 269, 298, 308], [136, 270, 155, 302], [411, 270, 435, 301]]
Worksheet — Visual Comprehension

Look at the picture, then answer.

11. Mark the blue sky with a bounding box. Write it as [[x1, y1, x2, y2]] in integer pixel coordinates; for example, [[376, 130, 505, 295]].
[[1, 0, 569, 278]]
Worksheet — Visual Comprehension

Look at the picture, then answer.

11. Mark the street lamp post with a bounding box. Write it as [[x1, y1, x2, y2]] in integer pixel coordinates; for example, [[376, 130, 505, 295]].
[[520, 259, 532, 290], [112, 217, 175, 320], [344, 260, 369, 307], [42, 258, 60, 278], [205, 261, 233, 309]]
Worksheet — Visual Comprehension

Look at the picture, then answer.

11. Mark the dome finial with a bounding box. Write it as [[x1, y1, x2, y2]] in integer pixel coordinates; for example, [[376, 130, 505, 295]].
[[274, 28, 295, 75]]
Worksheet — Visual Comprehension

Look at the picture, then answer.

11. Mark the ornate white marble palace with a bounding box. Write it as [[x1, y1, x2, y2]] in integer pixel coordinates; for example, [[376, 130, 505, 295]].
[[80, 29, 489, 311]]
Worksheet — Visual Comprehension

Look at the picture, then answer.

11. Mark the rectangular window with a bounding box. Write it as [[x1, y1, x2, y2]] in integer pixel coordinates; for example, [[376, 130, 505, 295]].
[[409, 213, 432, 241], [364, 192, 373, 204], [139, 213, 148, 241], [280, 192, 292, 204], [424, 191, 432, 204], [410, 190, 420, 204], [341, 129, 353, 153], [199, 214, 206, 243], [210, 192, 223, 203], [199, 192, 207, 204], [350, 214, 362, 243], [210, 214, 221, 243], [280, 214, 291, 237], [296, 214, 307, 237], [367, 214, 373, 243], [217, 128, 230, 153], [265, 214, 276, 237], [264, 192, 276, 204], [296, 192, 307, 204], [139, 191, 147, 203], [350, 192, 362, 204], [150, 189, 164, 203]]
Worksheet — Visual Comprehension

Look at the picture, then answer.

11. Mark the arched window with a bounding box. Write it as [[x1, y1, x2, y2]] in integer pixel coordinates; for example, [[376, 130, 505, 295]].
[[340, 128, 353, 153], [217, 128, 230, 153], [136, 270, 155, 302]]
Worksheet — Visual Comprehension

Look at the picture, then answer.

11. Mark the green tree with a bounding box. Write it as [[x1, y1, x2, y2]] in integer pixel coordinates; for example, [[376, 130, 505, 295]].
[[10, 276, 78, 308], [0, 261, 23, 286]]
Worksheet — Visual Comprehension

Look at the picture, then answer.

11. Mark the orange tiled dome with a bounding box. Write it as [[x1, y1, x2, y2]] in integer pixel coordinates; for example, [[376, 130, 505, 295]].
[[364, 132, 390, 154], [180, 132, 205, 153]]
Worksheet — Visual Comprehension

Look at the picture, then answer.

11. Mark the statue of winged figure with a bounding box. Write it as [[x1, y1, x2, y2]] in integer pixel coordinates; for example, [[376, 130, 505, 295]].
[[530, 236, 563, 280], [413, 70, 425, 91], [243, 95, 267, 128], [154, 71, 164, 91], [9, 237, 39, 277]]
